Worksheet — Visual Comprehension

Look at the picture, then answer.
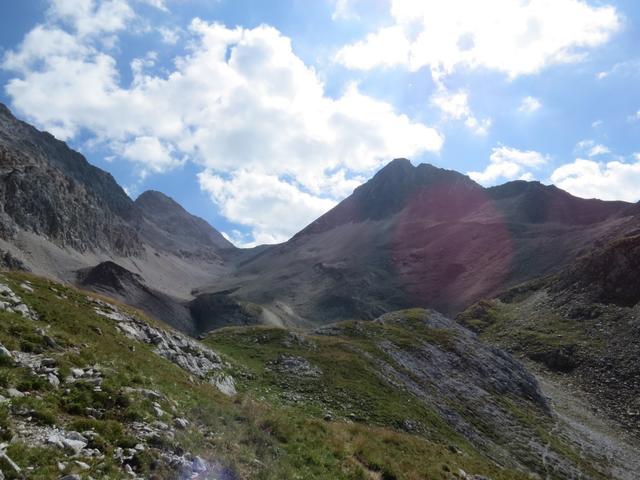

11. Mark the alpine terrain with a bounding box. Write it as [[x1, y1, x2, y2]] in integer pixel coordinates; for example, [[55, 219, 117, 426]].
[[0, 103, 638, 479]]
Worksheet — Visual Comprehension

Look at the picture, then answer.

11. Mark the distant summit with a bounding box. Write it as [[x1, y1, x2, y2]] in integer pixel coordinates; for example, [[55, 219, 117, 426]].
[[135, 190, 235, 256], [300, 159, 481, 235], [205, 157, 637, 326]]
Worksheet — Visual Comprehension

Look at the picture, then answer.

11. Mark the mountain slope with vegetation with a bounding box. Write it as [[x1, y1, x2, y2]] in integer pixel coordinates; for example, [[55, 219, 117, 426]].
[[458, 231, 640, 436], [0, 269, 633, 479]]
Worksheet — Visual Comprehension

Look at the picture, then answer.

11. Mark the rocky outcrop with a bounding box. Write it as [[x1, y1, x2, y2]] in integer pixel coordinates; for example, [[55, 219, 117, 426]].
[[91, 298, 236, 395], [0, 280, 38, 320], [460, 233, 640, 434], [0, 106, 142, 255], [78, 261, 195, 334]]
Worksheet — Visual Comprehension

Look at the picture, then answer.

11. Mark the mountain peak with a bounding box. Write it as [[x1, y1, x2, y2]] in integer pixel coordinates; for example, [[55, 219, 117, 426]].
[[135, 189, 235, 251], [298, 159, 482, 236], [135, 190, 184, 213]]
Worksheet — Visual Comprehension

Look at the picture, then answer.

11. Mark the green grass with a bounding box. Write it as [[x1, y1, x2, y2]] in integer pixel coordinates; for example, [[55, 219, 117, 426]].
[[0, 271, 591, 479]]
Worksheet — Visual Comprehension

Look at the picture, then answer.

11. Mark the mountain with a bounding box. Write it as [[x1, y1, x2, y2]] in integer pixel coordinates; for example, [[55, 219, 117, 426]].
[[2, 102, 640, 335], [134, 190, 235, 260], [0, 103, 238, 331], [1, 105, 640, 478], [0, 270, 637, 479], [458, 228, 640, 434], [199, 158, 635, 326]]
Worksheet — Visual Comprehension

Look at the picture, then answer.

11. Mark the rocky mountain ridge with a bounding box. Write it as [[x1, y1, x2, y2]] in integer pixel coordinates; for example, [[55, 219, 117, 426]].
[[0, 103, 237, 332], [4, 99, 640, 334], [201, 158, 637, 327]]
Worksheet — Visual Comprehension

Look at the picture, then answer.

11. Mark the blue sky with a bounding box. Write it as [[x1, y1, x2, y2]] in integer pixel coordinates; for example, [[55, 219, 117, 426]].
[[0, 0, 639, 246]]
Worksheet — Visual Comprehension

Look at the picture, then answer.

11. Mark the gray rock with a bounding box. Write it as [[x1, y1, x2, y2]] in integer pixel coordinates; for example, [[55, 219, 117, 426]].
[[0, 452, 20, 474], [153, 406, 165, 418], [192, 456, 207, 473], [0, 344, 12, 359], [212, 375, 237, 396], [48, 373, 60, 388], [62, 437, 87, 454], [66, 431, 88, 443], [270, 354, 322, 378], [173, 417, 189, 429], [7, 388, 24, 398], [74, 461, 90, 470]]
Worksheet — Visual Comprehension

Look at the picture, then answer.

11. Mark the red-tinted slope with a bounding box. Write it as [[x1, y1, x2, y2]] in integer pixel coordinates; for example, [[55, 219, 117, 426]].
[[207, 159, 634, 325]]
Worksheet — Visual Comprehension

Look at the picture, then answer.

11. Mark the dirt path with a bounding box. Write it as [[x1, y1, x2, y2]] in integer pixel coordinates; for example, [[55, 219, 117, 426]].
[[532, 365, 640, 480]]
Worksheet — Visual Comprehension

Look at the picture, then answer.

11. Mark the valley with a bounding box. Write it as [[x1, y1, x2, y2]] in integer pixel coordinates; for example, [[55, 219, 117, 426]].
[[0, 103, 638, 478]]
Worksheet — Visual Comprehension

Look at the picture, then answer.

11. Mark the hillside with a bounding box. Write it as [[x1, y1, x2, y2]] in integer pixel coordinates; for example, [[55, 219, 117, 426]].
[[458, 229, 640, 436], [199, 159, 635, 327], [0, 270, 635, 478]]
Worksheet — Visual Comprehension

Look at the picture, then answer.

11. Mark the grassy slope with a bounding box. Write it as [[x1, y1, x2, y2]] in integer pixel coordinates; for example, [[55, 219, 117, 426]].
[[0, 270, 601, 479]]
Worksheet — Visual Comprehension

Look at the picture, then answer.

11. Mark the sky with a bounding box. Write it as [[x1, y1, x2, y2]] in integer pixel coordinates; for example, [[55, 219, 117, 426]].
[[0, 0, 639, 247]]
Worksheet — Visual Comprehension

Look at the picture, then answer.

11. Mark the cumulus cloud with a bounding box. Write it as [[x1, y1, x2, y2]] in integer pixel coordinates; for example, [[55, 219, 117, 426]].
[[3, 5, 442, 245], [551, 159, 640, 202], [575, 139, 611, 157], [468, 145, 549, 185], [198, 170, 337, 246], [47, 0, 135, 37], [120, 136, 184, 176], [431, 88, 491, 135], [518, 96, 541, 113], [336, 0, 619, 78], [157, 26, 179, 44]]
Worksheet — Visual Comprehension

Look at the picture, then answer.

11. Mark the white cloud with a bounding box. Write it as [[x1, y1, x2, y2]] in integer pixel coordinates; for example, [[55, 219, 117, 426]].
[[48, 0, 134, 37], [331, 0, 360, 21], [120, 136, 184, 176], [588, 144, 610, 157], [138, 0, 168, 12], [158, 26, 179, 44], [198, 170, 337, 245], [3, 10, 442, 244], [629, 110, 640, 122], [335, 26, 410, 69], [592, 119, 603, 128], [468, 145, 549, 185], [574, 139, 611, 157], [595, 60, 640, 80], [551, 159, 640, 202], [431, 88, 491, 135], [518, 96, 541, 113], [336, 0, 620, 79]]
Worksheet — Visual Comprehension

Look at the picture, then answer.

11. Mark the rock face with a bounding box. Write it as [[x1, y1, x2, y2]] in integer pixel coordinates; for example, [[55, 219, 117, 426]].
[[78, 261, 194, 333], [200, 158, 635, 326], [0, 104, 141, 255], [0, 103, 236, 332], [91, 297, 235, 395]]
